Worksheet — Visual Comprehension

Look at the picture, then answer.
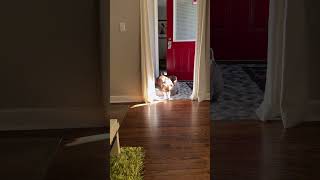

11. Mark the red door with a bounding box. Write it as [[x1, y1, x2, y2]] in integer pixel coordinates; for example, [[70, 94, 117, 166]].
[[211, 0, 269, 60], [167, 0, 197, 80]]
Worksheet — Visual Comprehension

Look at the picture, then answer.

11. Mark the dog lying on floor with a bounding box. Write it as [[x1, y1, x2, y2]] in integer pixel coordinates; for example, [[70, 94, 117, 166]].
[[156, 74, 174, 99]]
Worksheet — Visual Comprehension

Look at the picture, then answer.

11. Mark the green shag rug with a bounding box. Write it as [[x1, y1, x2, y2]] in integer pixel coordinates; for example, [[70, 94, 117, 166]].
[[110, 147, 145, 180]]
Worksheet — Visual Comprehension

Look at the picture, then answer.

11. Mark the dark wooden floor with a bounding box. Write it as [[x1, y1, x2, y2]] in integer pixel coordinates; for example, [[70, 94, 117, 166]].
[[0, 128, 108, 180], [120, 100, 211, 179], [211, 120, 320, 180], [45, 128, 108, 180]]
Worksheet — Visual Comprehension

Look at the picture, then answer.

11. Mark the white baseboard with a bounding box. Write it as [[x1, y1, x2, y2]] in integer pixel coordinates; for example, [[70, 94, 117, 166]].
[[0, 107, 105, 131], [110, 96, 143, 103]]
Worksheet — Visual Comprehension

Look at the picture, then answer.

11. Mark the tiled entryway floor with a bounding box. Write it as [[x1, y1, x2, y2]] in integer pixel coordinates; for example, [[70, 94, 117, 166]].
[[211, 63, 267, 120]]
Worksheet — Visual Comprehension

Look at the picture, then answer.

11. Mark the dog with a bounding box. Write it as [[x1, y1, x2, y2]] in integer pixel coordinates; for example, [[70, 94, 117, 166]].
[[156, 74, 174, 99]]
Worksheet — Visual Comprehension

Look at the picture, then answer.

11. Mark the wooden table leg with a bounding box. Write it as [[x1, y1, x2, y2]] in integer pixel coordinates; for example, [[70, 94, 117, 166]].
[[110, 132, 120, 155], [110, 119, 121, 156]]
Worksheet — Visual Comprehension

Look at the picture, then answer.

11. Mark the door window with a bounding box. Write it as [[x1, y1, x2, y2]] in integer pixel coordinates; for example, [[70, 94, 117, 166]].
[[173, 0, 198, 42]]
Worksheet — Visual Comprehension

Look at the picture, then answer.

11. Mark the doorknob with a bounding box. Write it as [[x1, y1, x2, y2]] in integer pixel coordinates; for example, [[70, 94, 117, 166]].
[[168, 38, 172, 49]]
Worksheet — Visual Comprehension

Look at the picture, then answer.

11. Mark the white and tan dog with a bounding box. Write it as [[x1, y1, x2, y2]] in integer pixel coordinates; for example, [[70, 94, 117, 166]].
[[156, 74, 174, 99]]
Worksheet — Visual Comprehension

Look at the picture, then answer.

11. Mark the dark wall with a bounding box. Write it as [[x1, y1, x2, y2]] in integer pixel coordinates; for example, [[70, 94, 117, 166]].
[[0, 0, 103, 108], [305, 0, 320, 99], [210, 0, 214, 50]]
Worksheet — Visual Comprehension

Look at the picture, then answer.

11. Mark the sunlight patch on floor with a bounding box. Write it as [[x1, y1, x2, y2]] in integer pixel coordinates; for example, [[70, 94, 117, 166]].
[[130, 101, 166, 109]]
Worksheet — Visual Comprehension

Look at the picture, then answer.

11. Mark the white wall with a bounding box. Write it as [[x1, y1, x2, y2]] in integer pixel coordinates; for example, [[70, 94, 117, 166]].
[[0, 0, 105, 130], [110, 0, 143, 102]]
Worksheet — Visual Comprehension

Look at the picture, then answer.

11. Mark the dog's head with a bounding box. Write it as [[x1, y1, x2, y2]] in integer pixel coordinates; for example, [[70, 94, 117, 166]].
[[156, 75, 174, 92]]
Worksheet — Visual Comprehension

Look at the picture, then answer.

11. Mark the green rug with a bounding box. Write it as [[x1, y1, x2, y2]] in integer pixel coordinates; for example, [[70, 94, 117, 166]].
[[110, 147, 145, 180]]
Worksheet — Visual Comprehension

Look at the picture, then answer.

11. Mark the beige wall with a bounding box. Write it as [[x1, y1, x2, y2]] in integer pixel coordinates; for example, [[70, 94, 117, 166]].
[[110, 0, 142, 101], [0, 0, 105, 129]]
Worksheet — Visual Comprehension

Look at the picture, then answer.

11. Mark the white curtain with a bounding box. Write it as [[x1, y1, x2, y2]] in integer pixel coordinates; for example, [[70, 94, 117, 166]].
[[140, 0, 157, 103], [191, 0, 210, 102], [257, 0, 310, 128]]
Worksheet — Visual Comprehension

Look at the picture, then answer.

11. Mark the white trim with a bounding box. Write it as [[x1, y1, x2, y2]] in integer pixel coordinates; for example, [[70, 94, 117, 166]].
[[173, 0, 177, 41], [0, 107, 105, 131], [110, 96, 144, 103], [197, 92, 211, 102], [154, 0, 160, 78]]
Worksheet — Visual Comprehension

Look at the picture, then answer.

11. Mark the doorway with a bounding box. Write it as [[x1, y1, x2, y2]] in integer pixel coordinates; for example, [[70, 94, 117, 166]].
[[211, 0, 269, 120], [156, 0, 198, 100]]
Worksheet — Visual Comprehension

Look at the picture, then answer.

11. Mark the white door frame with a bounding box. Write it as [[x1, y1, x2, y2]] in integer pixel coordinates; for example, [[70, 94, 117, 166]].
[[154, 0, 160, 78]]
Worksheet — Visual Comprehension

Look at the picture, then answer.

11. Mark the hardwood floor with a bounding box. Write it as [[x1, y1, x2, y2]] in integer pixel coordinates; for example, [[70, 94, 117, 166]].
[[45, 128, 108, 180], [211, 120, 320, 180], [0, 128, 108, 180], [119, 100, 210, 179]]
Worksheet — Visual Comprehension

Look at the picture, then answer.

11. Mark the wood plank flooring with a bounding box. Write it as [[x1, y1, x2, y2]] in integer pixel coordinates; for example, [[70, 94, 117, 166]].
[[211, 120, 320, 180], [0, 128, 108, 180], [119, 100, 211, 179], [45, 128, 108, 180]]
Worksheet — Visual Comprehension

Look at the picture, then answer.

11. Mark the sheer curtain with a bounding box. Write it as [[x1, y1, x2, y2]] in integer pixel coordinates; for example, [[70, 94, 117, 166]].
[[257, 0, 310, 128], [140, 0, 157, 103], [191, 0, 210, 102]]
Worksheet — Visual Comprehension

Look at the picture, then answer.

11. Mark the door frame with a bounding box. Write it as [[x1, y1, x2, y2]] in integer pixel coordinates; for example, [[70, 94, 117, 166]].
[[153, 0, 160, 78]]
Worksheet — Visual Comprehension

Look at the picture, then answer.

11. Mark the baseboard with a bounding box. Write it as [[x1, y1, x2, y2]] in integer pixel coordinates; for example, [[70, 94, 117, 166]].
[[307, 100, 320, 122], [110, 96, 144, 103], [0, 107, 105, 131], [200, 92, 211, 102]]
